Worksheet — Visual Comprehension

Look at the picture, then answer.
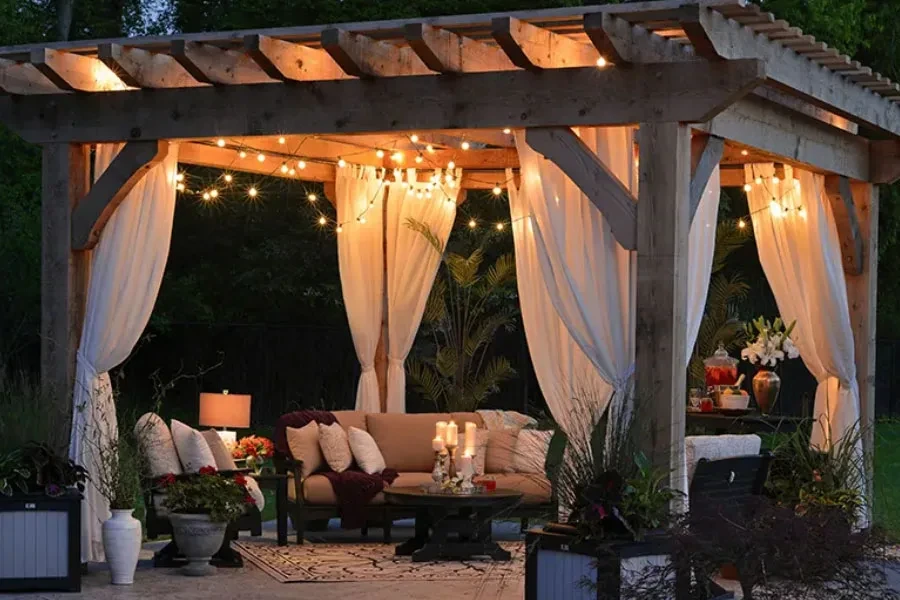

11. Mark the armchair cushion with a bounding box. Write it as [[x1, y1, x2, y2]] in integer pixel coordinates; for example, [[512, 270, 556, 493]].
[[485, 429, 519, 474], [171, 419, 217, 473], [286, 422, 324, 478], [134, 412, 183, 477]]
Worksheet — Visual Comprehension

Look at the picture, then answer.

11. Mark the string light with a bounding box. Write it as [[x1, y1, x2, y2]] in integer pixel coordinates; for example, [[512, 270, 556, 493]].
[[468, 219, 477, 229], [289, 168, 296, 176], [495, 222, 505, 231], [257, 153, 266, 162], [415, 155, 424, 164], [391, 152, 404, 163], [280, 163, 289, 174], [336, 225, 343, 233], [769, 200, 782, 217], [248, 186, 258, 198], [447, 161, 456, 170], [426, 145, 435, 154], [216, 138, 226, 147], [297, 160, 306, 170], [358, 216, 367, 224], [772, 176, 780, 185], [461, 141, 470, 151], [741, 149, 749, 156], [176, 182, 185, 191], [503, 128, 512, 135], [410, 134, 419, 143], [743, 183, 752, 192], [209, 189, 218, 198], [416, 191, 424, 199], [175, 173, 185, 182], [798, 207, 807, 219], [492, 185, 502, 196], [755, 176, 763, 185], [318, 216, 327, 225], [224, 173, 233, 183], [737, 219, 746, 229], [338, 158, 347, 168], [239, 150, 247, 159], [376, 149, 385, 158], [278, 136, 286, 145], [202, 191, 211, 200], [307, 193, 317, 202], [596, 56, 607, 68]]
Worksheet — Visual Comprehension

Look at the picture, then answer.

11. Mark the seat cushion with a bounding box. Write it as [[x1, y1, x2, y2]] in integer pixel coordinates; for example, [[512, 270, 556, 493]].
[[334, 410, 368, 433], [388, 472, 436, 489], [134, 413, 183, 477], [490, 473, 552, 505], [299, 474, 386, 505], [367, 413, 451, 472]]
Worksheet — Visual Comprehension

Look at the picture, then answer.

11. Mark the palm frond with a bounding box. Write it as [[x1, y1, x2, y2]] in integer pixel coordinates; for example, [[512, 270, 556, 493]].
[[464, 311, 515, 357], [405, 218, 445, 255], [434, 346, 458, 378], [479, 253, 516, 294], [465, 356, 516, 409], [406, 359, 450, 411], [422, 277, 448, 324], [446, 249, 483, 287], [711, 221, 753, 274]]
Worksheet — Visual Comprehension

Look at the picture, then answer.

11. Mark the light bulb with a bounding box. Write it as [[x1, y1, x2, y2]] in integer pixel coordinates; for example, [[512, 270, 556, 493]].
[[447, 161, 455, 170], [425, 190, 432, 199], [369, 200, 375, 207], [216, 138, 225, 147], [410, 134, 419, 143], [202, 191, 211, 200], [415, 155, 424, 164], [495, 222, 505, 231], [740, 149, 749, 156], [461, 141, 470, 150], [257, 153, 265, 162], [278, 136, 286, 144], [493, 185, 502, 196], [289, 168, 296, 176], [224, 174, 233, 183], [769, 200, 782, 217], [755, 176, 762, 185], [445, 173, 453, 182], [448, 180, 456, 188], [426, 144, 435, 154], [209, 189, 218, 198], [358, 216, 366, 224], [468, 219, 477, 229], [338, 158, 347, 168], [596, 56, 607, 68], [280, 163, 289, 174], [772, 176, 780, 185], [175, 173, 185, 182], [391, 152, 404, 162], [297, 160, 306, 170], [239, 150, 247, 159], [248, 186, 258, 198], [738, 219, 746, 229], [503, 128, 511, 135], [318, 216, 327, 225], [376, 149, 385, 158], [798, 207, 807, 219], [743, 183, 752, 192], [336, 225, 343, 233], [308, 193, 317, 202], [416, 191, 423, 199], [176, 182, 185, 191]]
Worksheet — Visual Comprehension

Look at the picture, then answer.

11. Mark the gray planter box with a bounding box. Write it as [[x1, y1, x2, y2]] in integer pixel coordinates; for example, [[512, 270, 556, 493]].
[[0, 491, 81, 593]]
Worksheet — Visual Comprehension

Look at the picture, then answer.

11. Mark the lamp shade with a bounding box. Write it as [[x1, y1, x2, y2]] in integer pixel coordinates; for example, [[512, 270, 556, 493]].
[[199, 391, 251, 428]]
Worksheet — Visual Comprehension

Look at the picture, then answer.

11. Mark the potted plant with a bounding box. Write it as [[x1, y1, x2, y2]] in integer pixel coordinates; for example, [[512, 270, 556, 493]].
[[0, 442, 87, 593], [740, 316, 800, 414], [159, 466, 256, 576], [231, 435, 274, 475]]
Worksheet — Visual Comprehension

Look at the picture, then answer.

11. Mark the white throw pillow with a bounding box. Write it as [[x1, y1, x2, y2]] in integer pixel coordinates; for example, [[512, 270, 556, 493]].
[[170, 419, 217, 473], [134, 413, 183, 477], [348, 426, 386, 475], [201, 430, 238, 471], [244, 476, 266, 511], [318, 422, 353, 473], [512, 429, 553, 474]]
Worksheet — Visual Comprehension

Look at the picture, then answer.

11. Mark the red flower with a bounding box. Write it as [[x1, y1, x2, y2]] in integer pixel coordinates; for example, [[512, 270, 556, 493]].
[[593, 504, 608, 519], [158, 473, 176, 487], [813, 470, 822, 483], [199, 465, 218, 475], [244, 494, 256, 505], [234, 474, 248, 487]]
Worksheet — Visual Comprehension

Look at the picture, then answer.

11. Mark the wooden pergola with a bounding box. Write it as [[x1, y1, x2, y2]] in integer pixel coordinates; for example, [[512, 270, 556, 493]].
[[3, 0, 898, 485]]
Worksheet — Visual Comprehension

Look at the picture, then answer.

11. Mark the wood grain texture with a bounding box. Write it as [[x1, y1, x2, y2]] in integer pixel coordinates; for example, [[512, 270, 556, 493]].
[[689, 134, 724, 223], [0, 58, 62, 94], [71, 140, 168, 250], [321, 28, 430, 77], [403, 23, 514, 73], [635, 122, 690, 495], [98, 43, 204, 88], [525, 126, 637, 250], [243, 35, 351, 82], [870, 139, 900, 183], [824, 175, 863, 275], [30, 48, 128, 92], [171, 40, 277, 85], [491, 16, 598, 71], [0, 59, 765, 143]]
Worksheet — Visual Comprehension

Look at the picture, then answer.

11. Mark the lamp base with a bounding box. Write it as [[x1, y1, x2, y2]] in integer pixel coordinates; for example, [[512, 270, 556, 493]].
[[216, 429, 237, 451]]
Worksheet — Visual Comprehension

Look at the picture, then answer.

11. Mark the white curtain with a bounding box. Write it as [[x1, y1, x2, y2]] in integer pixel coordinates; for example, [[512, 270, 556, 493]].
[[688, 166, 722, 358], [745, 164, 859, 450], [336, 165, 387, 412], [384, 169, 460, 413], [69, 143, 179, 562]]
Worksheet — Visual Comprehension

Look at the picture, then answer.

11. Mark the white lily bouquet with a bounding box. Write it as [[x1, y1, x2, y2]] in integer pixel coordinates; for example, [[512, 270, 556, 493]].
[[741, 316, 800, 367]]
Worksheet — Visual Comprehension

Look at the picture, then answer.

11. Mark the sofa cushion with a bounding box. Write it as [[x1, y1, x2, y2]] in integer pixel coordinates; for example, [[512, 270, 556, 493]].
[[170, 419, 217, 473], [201, 430, 238, 471], [512, 430, 553, 474], [451, 413, 485, 428], [485, 429, 519, 474], [134, 413, 183, 477], [367, 413, 450, 472], [319, 422, 353, 473], [389, 472, 437, 489], [286, 422, 325, 478], [334, 410, 368, 433], [299, 474, 387, 505], [348, 427, 386, 474], [490, 473, 552, 505]]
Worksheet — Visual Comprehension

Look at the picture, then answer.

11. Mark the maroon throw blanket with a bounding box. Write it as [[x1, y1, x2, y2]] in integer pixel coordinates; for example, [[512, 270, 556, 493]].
[[274, 409, 397, 528]]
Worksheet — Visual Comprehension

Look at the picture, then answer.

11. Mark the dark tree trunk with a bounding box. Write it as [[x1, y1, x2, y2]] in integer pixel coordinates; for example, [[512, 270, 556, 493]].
[[56, 0, 74, 41]]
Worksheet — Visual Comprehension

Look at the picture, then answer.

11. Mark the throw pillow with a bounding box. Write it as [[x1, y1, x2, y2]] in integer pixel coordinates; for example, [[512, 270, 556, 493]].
[[318, 422, 353, 473], [134, 413, 183, 477], [485, 429, 519, 474], [201, 430, 238, 471], [286, 422, 325, 478], [473, 429, 489, 475], [513, 429, 553, 474], [170, 419, 217, 473], [244, 476, 266, 511], [348, 426, 386, 475]]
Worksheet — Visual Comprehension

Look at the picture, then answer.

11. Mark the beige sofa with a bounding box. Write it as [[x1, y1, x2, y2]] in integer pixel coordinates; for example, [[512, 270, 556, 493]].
[[279, 410, 555, 543]]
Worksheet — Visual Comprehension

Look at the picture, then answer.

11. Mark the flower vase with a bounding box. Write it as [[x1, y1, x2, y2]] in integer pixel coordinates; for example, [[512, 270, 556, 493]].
[[752, 368, 781, 415], [246, 455, 262, 475], [102, 509, 142, 585]]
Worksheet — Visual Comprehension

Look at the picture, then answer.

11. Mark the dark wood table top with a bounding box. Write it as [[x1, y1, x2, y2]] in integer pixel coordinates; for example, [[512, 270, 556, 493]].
[[384, 486, 523, 506]]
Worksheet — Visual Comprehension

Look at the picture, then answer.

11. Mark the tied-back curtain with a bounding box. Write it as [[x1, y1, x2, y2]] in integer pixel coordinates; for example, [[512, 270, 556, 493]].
[[384, 168, 460, 413], [687, 166, 722, 358], [70, 143, 179, 562], [336, 165, 386, 412], [745, 163, 859, 450]]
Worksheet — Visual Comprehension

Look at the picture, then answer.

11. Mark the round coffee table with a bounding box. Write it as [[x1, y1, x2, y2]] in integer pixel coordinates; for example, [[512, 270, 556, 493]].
[[383, 486, 523, 562]]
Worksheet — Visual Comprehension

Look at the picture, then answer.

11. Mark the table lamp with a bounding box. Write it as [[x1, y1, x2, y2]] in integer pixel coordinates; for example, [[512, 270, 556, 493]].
[[199, 390, 251, 450]]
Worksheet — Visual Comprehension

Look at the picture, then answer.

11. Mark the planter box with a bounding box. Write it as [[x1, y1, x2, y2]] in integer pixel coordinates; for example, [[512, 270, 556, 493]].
[[0, 491, 81, 593], [525, 527, 733, 600]]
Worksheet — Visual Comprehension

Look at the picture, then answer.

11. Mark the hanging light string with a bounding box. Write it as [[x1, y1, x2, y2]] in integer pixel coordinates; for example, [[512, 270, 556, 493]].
[[731, 164, 805, 230]]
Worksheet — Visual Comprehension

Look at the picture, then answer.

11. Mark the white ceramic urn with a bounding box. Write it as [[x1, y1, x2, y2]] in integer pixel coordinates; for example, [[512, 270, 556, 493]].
[[101, 509, 142, 584]]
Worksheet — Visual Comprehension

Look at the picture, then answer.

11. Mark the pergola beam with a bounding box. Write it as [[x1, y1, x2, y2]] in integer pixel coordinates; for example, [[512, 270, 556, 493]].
[[0, 58, 61, 94], [243, 34, 351, 82], [30, 48, 128, 92], [403, 24, 514, 73], [689, 134, 724, 222], [171, 40, 277, 85], [824, 175, 863, 275], [72, 140, 169, 250], [525, 126, 637, 250], [492, 16, 599, 70], [98, 43, 204, 88], [321, 28, 430, 77], [0, 59, 765, 143]]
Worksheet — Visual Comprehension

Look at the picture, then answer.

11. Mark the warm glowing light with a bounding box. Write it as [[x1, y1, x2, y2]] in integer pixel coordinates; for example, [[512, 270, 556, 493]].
[[391, 152, 404, 163], [176, 182, 185, 191], [248, 186, 258, 198], [461, 141, 470, 151], [318, 216, 327, 225], [224, 174, 233, 183], [468, 219, 477, 229], [737, 219, 746, 229], [209, 189, 219, 198], [297, 160, 306, 170], [492, 185, 502, 196], [798, 207, 807, 219], [257, 153, 266, 162], [426, 144, 435, 154], [376, 149, 385, 158], [740, 149, 749, 156], [772, 176, 780, 185], [338, 158, 347, 168], [425, 191, 433, 199], [755, 176, 762, 185], [336, 225, 343, 233], [743, 183, 752, 192], [445, 173, 453, 183], [503, 128, 512, 135], [769, 200, 782, 217], [495, 222, 505, 231], [410, 134, 419, 143], [416, 191, 424, 199], [369, 200, 375, 207], [308, 193, 317, 202], [289, 168, 296, 176], [447, 161, 456, 170], [596, 56, 607, 68], [447, 180, 456, 188], [358, 216, 367, 224], [175, 173, 185, 182], [239, 150, 247, 159], [202, 191, 211, 200], [280, 163, 289, 174], [415, 155, 424, 164], [278, 136, 286, 145], [216, 138, 226, 147]]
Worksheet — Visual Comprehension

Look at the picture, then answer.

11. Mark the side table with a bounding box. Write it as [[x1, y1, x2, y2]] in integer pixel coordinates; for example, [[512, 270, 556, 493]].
[[251, 472, 289, 546]]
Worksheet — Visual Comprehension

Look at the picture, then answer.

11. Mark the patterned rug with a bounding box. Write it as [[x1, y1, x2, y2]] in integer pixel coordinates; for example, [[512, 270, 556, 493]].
[[233, 540, 525, 583]]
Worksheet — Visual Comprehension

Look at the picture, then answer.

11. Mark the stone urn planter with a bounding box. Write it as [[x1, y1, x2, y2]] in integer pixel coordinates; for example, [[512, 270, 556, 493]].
[[169, 513, 228, 576], [102, 509, 142, 584]]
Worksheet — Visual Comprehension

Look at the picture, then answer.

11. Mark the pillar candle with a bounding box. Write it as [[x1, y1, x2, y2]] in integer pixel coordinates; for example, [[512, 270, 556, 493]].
[[445, 421, 458, 446], [459, 453, 474, 477], [432, 437, 445, 452], [436, 421, 447, 442], [464, 422, 477, 454]]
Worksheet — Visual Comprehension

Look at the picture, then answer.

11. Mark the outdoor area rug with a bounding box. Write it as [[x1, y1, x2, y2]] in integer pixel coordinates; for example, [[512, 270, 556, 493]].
[[232, 540, 525, 583]]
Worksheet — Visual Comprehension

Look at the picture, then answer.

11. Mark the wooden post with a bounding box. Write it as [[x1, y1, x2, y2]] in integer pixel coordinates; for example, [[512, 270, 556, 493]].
[[635, 122, 691, 494], [846, 182, 878, 499], [40, 143, 90, 436], [374, 187, 389, 412]]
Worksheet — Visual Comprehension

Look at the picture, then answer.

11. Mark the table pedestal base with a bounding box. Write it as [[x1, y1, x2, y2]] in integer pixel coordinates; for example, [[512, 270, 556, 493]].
[[395, 506, 512, 562]]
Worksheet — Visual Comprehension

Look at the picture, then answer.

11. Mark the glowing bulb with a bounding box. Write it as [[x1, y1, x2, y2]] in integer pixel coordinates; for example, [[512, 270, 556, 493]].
[[289, 168, 296, 176], [738, 219, 746, 229], [468, 219, 477, 229], [391, 152, 404, 163], [798, 207, 807, 219], [740, 149, 749, 156], [743, 183, 752, 192], [297, 160, 306, 170], [492, 185, 502, 196], [755, 176, 763, 185], [209, 189, 218, 198], [376, 149, 385, 158], [257, 153, 266, 162], [503, 128, 511, 135], [175, 173, 185, 182], [426, 144, 435, 154], [176, 182, 185, 191], [308, 193, 317, 202], [216, 138, 225, 147], [772, 176, 780, 185], [239, 150, 247, 159], [280, 163, 289, 174], [248, 186, 258, 198], [410, 134, 419, 143], [416, 191, 423, 199], [445, 173, 453, 182], [278, 136, 286, 145], [318, 216, 327, 225], [447, 180, 456, 188], [425, 191, 432, 199], [338, 158, 347, 168], [224, 173, 233, 183], [415, 155, 424, 164], [202, 191, 211, 200], [447, 161, 455, 170], [336, 225, 343, 233], [769, 200, 782, 217], [358, 216, 367, 224], [495, 222, 505, 231], [596, 56, 607, 68], [461, 141, 470, 151]]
